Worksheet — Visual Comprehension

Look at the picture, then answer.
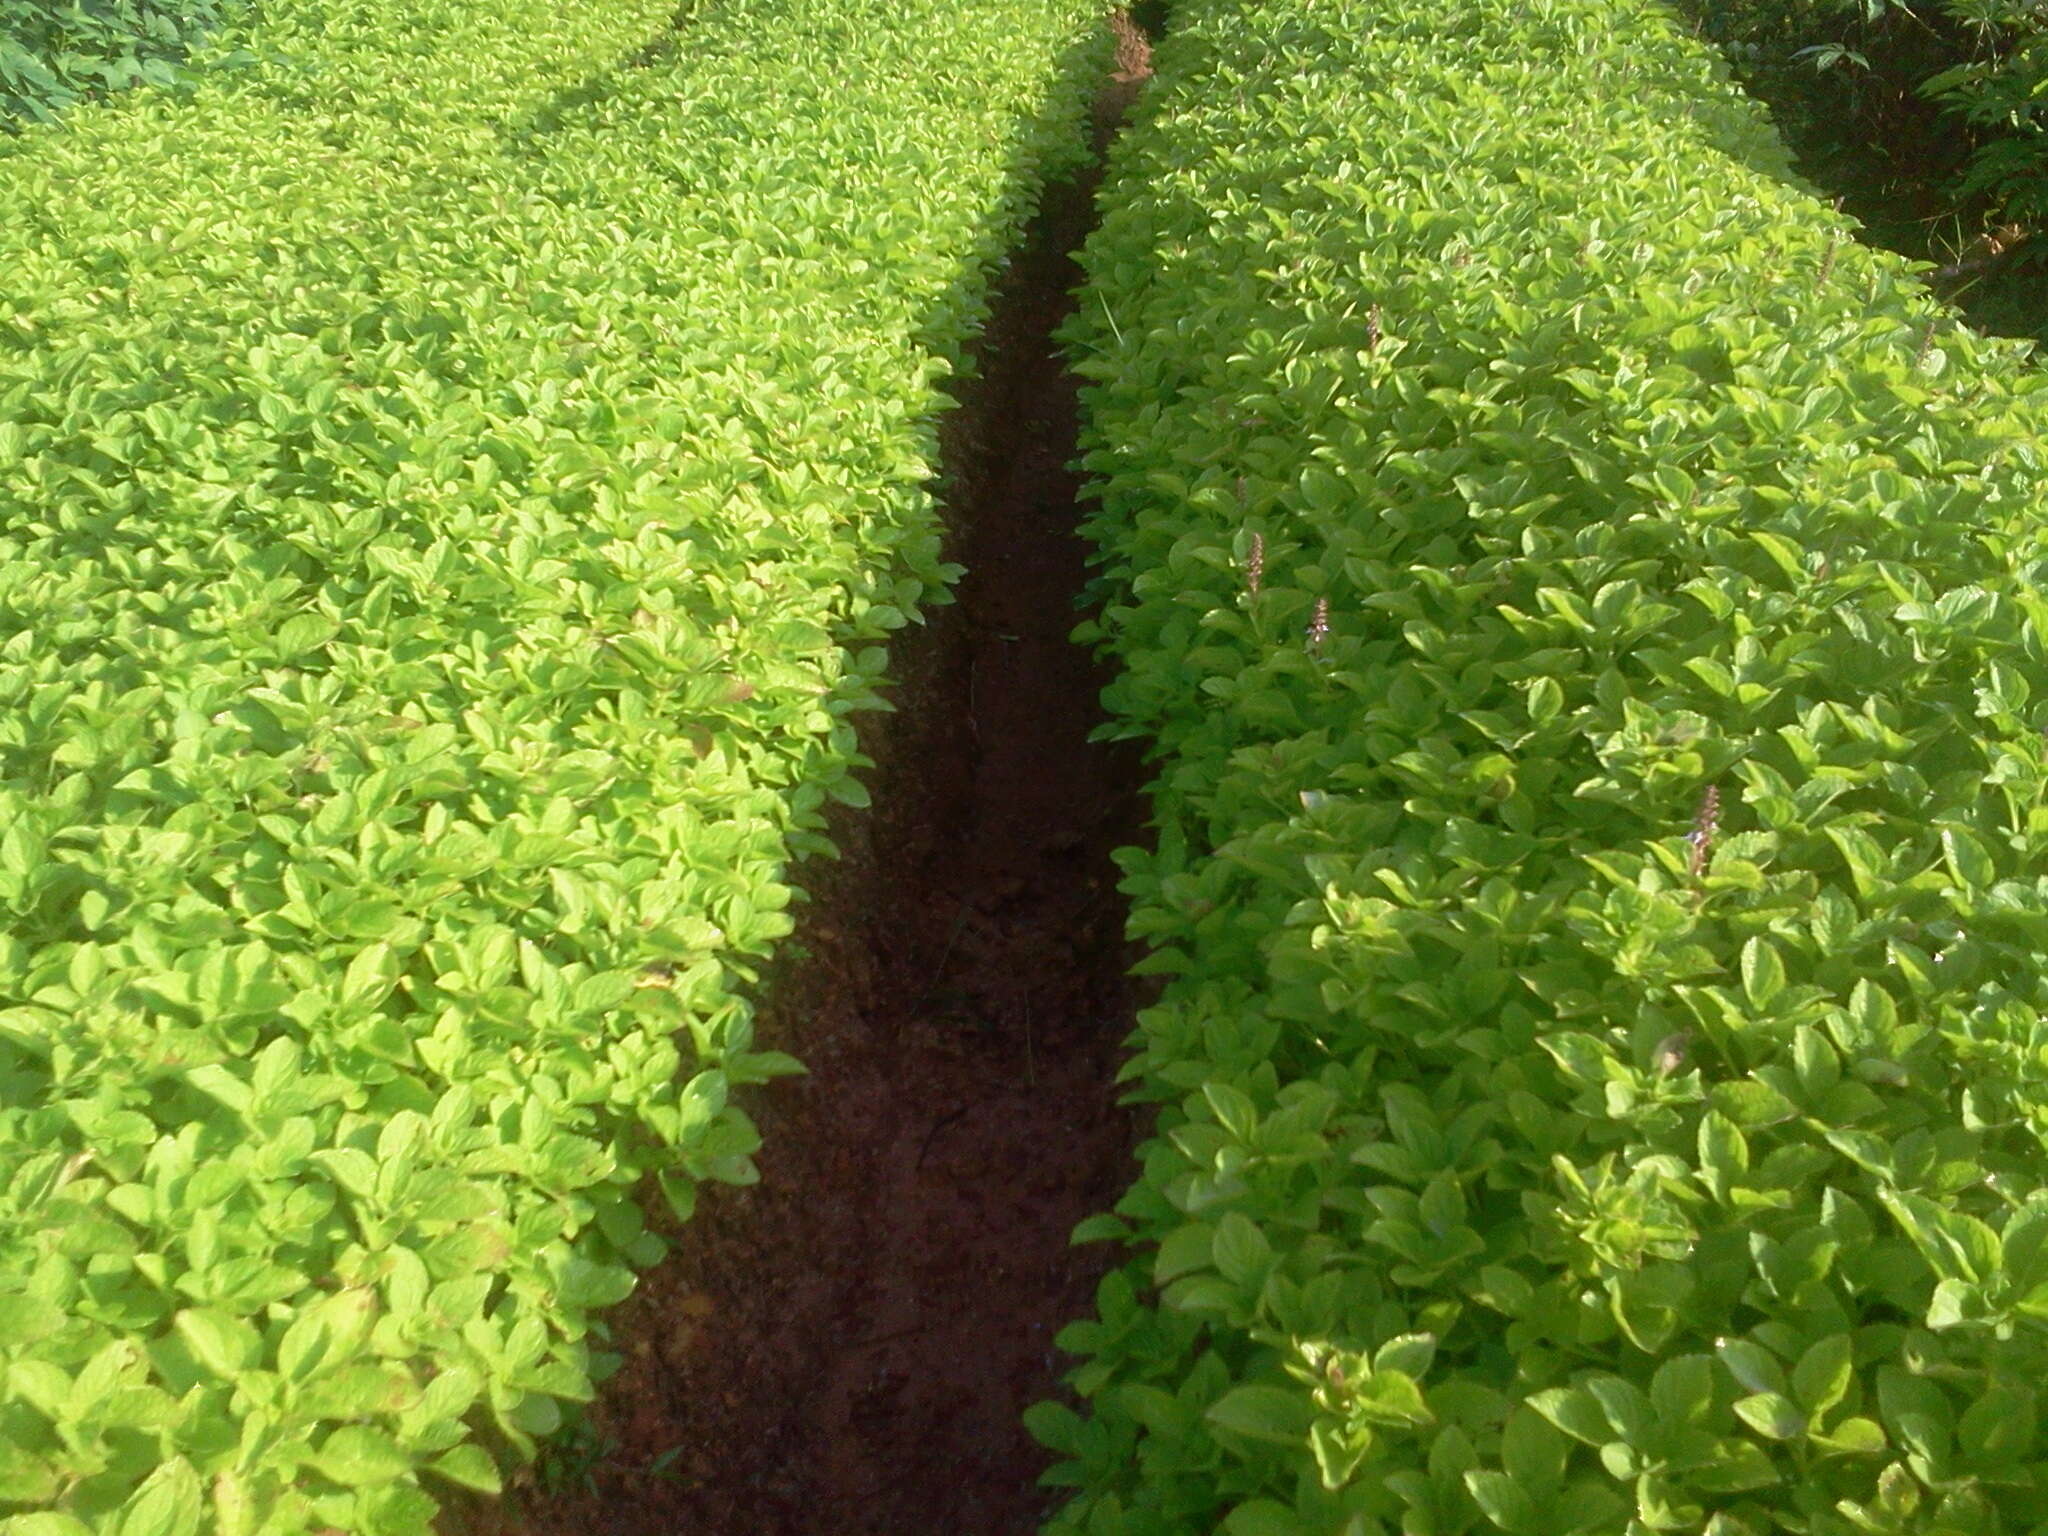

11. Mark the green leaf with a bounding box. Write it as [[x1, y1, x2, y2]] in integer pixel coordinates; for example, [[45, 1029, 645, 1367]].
[[1212, 1213, 1272, 1287], [3, 1516, 94, 1536], [1749, 530, 1806, 582], [113, 1458, 202, 1536], [1691, 1438, 1780, 1492], [1792, 1026, 1839, 1097], [1824, 825, 1887, 899], [1206, 1384, 1313, 1445], [1717, 1339, 1787, 1397], [1939, 826, 1995, 889], [1023, 1401, 1084, 1456], [1374, 1333, 1437, 1379], [1585, 1376, 1651, 1443], [1298, 466, 1345, 514], [0, 1441, 63, 1506], [1740, 936, 1786, 1010], [173, 1308, 260, 1376], [0, 1295, 65, 1348], [1466, 1468, 1538, 1532], [276, 612, 340, 656], [309, 1426, 410, 1487], [1499, 1406, 1567, 1489], [1697, 1112, 1748, 1200], [1650, 1354, 1715, 1427], [1712, 1079, 1797, 1128], [304, 1362, 418, 1421], [342, 942, 401, 1007], [1203, 1081, 1259, 1141], [185, 1064, 253, 1116], [1877, 1367, 1954, 1469], [1735, 1392, 1805, 1440], [277, 1309, 334, 1384], [311, 1147, 380, 1200], [1685, 655, 1737, 697], [1355, 1369, 1432, 1427], [1309, 1419, 1370, 1491], [425, 1444, 502, 1494], [1528, 1386, 1611, 1446], [1790, 1335, 1852, 1416], [1155, 1222, 1216, 1284], [1879, 1188, 2001, 1282], [1958, 1385, 2036, 1467], [826, 775, 872, 808], [1811, 1416, 1887, 1456], [1069, 1213, 1131, 1245], [1824, 1127, 1895, 1178]]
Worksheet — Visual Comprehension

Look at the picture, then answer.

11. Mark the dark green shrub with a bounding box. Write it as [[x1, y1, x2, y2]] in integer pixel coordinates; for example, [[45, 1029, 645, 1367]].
[[1129, 0, 1169, 36], [0, 0, 237, 124], [1922, 0, 2048, 231]]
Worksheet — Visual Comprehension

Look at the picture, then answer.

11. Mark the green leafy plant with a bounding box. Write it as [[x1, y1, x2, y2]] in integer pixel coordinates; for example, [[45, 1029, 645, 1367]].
[[1040, 0, 2048, 1532], [1920, 0, 2048, 229], [0, 0, 1112, 1530]]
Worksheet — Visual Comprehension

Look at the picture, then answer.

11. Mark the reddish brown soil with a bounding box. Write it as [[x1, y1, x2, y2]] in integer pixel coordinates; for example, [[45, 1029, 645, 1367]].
[[443, 36, 1154, 1536]]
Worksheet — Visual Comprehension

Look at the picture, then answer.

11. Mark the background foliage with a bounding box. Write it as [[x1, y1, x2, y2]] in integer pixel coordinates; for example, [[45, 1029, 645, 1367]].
[[1682, 0, 2048, 337], [0, 0, 238, 125]]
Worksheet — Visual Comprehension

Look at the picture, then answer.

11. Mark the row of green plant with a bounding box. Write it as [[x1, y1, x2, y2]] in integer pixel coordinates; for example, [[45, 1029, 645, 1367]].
[[1, 0, 241, 125], [0, 0, 1107, 1528], [1037, 0, 2048, 1531]]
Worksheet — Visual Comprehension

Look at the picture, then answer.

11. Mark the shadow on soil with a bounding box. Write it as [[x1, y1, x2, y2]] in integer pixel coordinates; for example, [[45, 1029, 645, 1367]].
[[442, 33, 1155, 1536]]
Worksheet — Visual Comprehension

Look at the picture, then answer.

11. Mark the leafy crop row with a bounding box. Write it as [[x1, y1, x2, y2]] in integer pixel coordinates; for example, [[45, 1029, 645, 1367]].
[[0, 0, 1106, 1529], [1039, 0, 2048, 1532]]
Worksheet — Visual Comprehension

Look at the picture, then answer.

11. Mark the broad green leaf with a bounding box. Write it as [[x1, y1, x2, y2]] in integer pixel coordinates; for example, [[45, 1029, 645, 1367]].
[[1736, 1392, 1805, 1440], [1466, 1468, 1538, 1532], [1155, 1223, 1216, 1284], [1811, 1416, 1887, 1456], [1203, 1082, 1259, 1142], [1740, 937, 1786, 1010], [1212, 1213, 1272, 1287], [1718, 1339, 1787, 1397], [309, 1426, 410, 1488], [1650, 1354, 1715, 1426], [425, 1444, 502, 1494], [1206, 1385, 1313, 1445], [1023, 1401, 1083, 1456], [173, 1309, 261, 1377], [114, 1459, 202, 1536], [1790, 1336, 1852, 1416], [1940, 826, 1995, 889], [1528, 1386, 1611, 1446]]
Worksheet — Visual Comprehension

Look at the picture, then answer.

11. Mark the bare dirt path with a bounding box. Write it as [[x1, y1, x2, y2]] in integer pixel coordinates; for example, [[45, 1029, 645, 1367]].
[[446, 25, 1154, 1536]]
